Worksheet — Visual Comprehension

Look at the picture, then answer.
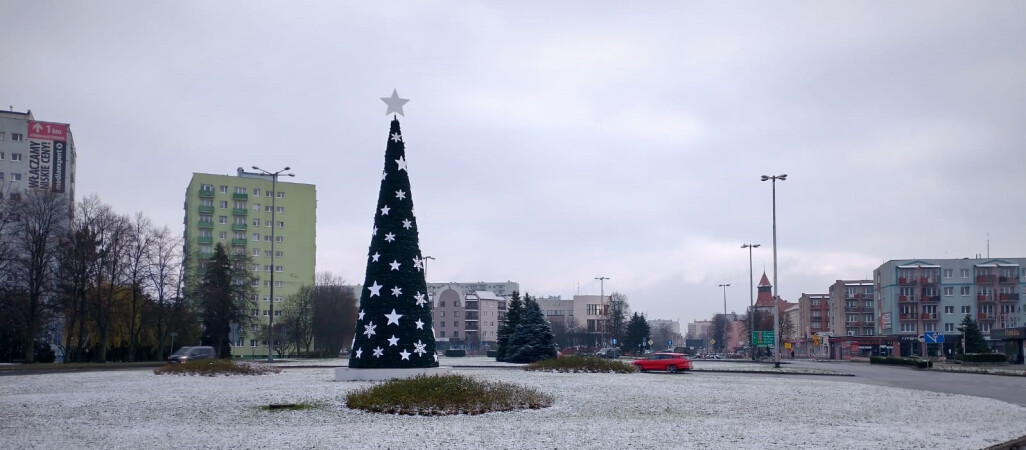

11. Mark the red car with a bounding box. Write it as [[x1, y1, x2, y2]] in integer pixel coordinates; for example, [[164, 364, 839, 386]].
[[632, 352, 693, 373]]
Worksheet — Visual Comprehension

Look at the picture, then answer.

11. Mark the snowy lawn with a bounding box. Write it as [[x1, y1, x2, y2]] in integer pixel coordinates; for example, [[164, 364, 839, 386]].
[[3, 367, 1025, 449]]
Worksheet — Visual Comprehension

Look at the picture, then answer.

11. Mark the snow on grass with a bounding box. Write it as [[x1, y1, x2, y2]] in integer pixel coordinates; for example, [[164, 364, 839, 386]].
[[2, 367, 1024, 449]]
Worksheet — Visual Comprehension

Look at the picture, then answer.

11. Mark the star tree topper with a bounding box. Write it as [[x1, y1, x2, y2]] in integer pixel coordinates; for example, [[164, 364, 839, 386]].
[[381, 89, 409, 116]]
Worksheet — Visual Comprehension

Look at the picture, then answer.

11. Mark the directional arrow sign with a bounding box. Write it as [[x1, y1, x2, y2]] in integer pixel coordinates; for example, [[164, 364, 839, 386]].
[[924, 332, 944, 344]]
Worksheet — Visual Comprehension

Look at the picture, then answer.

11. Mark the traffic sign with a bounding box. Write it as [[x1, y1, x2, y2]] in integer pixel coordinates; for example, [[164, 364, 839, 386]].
[[668, 339, 673, 347], [924, 332, 944, 344], [752, 331, 775, 346], [612, 338, 617, 345], [648, 339, 654, 346]]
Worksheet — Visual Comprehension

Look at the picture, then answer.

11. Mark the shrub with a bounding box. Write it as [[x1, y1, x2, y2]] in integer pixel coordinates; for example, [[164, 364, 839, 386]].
[[346, 374, 552, 415], [524, 355, 638, 373], [154, 359, 282, 376], [869, 356, 932, 368], [444, 349, 466, 357], [486, 350, 498, 358], [962, 353, 1007, 363]]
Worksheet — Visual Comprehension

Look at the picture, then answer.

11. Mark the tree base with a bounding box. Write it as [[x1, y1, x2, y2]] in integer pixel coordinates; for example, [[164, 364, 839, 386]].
[[335, 366, 451, 381]]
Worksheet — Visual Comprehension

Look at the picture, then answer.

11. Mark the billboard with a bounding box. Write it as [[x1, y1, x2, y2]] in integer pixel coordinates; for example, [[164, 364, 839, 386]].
[[26, 121, 68, 193]]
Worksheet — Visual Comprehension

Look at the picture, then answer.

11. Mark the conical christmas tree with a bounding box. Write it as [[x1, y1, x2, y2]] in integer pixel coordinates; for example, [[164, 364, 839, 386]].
[[349, 91, 437, 369]]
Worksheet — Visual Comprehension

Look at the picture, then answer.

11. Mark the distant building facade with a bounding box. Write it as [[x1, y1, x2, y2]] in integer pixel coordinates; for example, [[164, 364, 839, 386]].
[[427, 281, 519, 351], [0, 109, 77, 207]]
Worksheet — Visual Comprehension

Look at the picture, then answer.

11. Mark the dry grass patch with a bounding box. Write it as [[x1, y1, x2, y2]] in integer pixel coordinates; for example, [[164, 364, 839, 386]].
[[346, 373, 552, 415], [154, 359, 282, 376], [524, 355, 638, 373]]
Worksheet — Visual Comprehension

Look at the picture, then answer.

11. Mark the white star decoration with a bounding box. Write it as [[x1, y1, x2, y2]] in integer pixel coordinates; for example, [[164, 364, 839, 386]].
[[391, 286, 403, 297], [363, 322, 377, 338], [373, 347, 384, 358], [358, 310, 365, 320], [371, 252, 380, 262], [402, 219, 413, 230], [395, 189, 406, 200], [413, 340, 427, 357], [381, 171, 387, 181], [384, 233, 396, 243], [395, 156, 408, 172], [367, 281, 382, 297], [355, 348, 363, 358], [387, 335, 399, 346], [414, 292, 426, 307], [381, 89, 409, 116], [413, 257, 424, 271], [391, 132, 402, 143], [415, 318, 424, 329], [433, 353, 438, 362], [389, 260, 401, 271], [372, 226, 378, 236], [385, 309, 403, 325], [399, 349, 411, 360], [380, 205, 390, 216]]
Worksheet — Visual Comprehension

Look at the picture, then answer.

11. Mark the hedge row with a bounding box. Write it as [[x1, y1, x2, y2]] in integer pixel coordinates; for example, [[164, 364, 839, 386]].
[[961, 353, 1007, 363], [869, 356, 932, 369]]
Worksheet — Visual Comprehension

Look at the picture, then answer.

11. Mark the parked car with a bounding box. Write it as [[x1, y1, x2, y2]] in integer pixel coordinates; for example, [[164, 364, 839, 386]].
[[594, 347, 621, 359], [632, 352, 693, 373], [167, 346, 216, 364]]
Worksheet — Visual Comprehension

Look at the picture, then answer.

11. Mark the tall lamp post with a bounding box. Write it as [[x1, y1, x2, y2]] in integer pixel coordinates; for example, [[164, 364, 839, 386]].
[[718, 283, 730, 354], [741, 244, 760, 360], [252, 165, 293, 362], [595, 276, 609, 347], [422, 255, 435, 282], [761, 174, 787, 368]]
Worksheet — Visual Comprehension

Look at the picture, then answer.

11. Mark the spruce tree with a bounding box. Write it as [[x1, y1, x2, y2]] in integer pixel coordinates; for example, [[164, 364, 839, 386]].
[[505, 295, 558, 363], [624, 312, 650, 355], [959, 315, 989, 354], [349, 92, 437, 369], [495, 291, 523, 361], [198, 243, 253, 358]]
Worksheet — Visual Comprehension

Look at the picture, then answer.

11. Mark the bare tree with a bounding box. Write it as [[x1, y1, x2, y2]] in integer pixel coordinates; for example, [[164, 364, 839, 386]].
[[7, 190, 69, 362], [608, 291, 630, 343], [312, 272, 358, 357], [88, 200, 131, 363], [57, 200, 103, 362], [145, 225, 182, 359], [650, 322, 675, 351], [282, 285, 315, 356], [122, 212, 154, 362]]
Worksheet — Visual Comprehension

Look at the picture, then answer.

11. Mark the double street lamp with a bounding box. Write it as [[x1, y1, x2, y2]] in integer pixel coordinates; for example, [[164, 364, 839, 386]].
[[761, 174, 787, 368], [741, 243, 760, 360], [252, 165, 294, 362], [595, 276, 609, 346], [718, 283, 730, 354]]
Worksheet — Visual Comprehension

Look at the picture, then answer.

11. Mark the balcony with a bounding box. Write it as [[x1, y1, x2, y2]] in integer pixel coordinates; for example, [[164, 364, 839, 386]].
[[921, 295, 941, 303], [845, 306, 860, 312], [232, 193, 248, 201], [999, 293, 1020, 302], [977, 295, 995, 304], [231, 223, 247, 231], [232, 208, 248, 216], [976, 275, 997, 283], [231, 253, 247, 261], [197, 236, 213, 244], [899, 295, 916, 303], [921, 313, 939, 321], [231, 238, 247, 246], [464, 301, 479, 311], [198, 205, 214, 214], [199, 190, 214, 198], [999, 276, 1020, 284], [197, 221, 214, 229], [920, 277, 937, 285], [899, 313, 918, 320], [898, 277, 917, 286], [465, 311, 479, 320], [464, 322, 479, 331], [978, 313, 995, 321]]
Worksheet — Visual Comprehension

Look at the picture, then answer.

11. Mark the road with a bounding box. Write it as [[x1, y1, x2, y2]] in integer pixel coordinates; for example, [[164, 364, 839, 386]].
[[768, 360, 1026, 407]]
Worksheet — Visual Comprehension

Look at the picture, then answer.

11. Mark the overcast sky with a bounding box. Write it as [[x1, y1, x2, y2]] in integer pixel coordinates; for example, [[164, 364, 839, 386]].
[[3, 1, 1024, 326]]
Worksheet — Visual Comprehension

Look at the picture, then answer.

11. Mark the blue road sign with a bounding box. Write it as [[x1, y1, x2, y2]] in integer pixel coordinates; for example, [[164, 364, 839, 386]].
[[668, 339, 673, 347], [924, 332, 944, 344]]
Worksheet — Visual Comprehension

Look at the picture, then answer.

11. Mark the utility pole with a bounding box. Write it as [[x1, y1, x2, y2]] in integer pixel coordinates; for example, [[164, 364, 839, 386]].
[[595, 276, 609, 347]]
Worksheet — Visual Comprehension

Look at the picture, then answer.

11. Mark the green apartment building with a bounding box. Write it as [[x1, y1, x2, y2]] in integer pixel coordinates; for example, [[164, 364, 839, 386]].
[[184, 168, 316, 358]]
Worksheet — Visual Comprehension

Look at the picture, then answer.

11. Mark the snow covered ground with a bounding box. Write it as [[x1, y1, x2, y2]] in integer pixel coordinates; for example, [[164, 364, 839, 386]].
[[2, 366, 1024, 449]]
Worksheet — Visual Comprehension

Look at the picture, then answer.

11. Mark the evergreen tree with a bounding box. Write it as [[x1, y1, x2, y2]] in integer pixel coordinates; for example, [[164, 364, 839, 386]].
[[198, 243, 254, 358], [505, 295, 557, 363], [624, 312, 650, 355], [495, 291, 522, 361], [349, 96, 437, 369], [959, 315, 989, 354]]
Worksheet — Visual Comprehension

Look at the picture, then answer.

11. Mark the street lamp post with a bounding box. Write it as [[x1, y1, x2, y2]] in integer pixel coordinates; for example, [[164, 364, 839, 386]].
[[595, 276, 609, 346], [761, 174, 787, 368], [252, 165, 294, 362], [718, 283, 730, 354], [742, 244, 760, 360], [422, 256, 435, 282]]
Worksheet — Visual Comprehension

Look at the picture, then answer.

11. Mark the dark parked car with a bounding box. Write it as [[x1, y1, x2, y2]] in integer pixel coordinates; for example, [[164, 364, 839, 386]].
[[167, 346, 216, 364], [595, 347, 621, 359]]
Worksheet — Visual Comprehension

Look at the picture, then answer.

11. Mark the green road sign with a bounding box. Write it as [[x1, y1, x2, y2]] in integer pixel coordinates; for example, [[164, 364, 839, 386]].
[[752, 331, 775, 347]]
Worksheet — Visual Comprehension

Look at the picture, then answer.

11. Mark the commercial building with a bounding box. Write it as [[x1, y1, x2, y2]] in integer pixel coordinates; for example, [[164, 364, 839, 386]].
[[874, 258, 1025, 358], [0, 109, 76, 206], [827, 280, 875, 338], [183, 168, 316, 358], [426, 281, 519, 352]]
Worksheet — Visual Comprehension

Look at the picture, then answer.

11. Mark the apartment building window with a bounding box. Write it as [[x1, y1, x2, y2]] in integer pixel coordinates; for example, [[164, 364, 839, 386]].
[[864, 301, 873, 309], [440, 311, 445, 317], [198, 245, 212, 254], [250, 339, 258, 347], [811, 311, 821, 318], [253, 188, 261, 196], [811, 299, 820, 306], [251, 264, 259, 271], [250, 309, 258, 317], [847, 314, 857, 323], [960, 269, 970, 278], [863, 329, 874, 336], [900, 287, 915, 297], [439, 321, 445, 328], [265, 221, 272, 227], [234, 338, 244, 347], [961, 306, 971, 314], [276, 236, 283, 243], [863, 286, 873, 295], [266, 191, 273, 197], [11, 133, 23, 142], [275, 266, 283, 272], [944, 305, 954, 314], [960, 286, 970, 296], [277, 221, 285, 228], [220, 185, 228, 193], [274, 296, 281, 303], [252, 219, 261, 226], [945, 323, 955, 332], [218, 216, 228, 224], [233, 201, 246, 209], [265, 206, 273, 212], [11, 173, 21, 181], [587, 304, 600, 315], [275, 251, 284, 257], [864, 314, 873, 323], [251, 279, 259, 286], [251, 248, 260, 256], [943, 269, 953, 279], [234, 187, 246, 194], [439, 301, 445, 307], [264, 265, 272, 272], [439, 331, 446, 338], [263, 310, 268, 316], [980, 322, 991, 333], [234, 216, 245, 225], [252, 203, 261, 211], [277, 191, 285, 198], [275, 281, 282, 287], [275, 310, 282, 317], [276, 206, 285, 213], [198, 229, 213, 238], [811, 321, 821, 329], [264, 235, 272, 242], [219, 231, 227, 239], [252, 233, 261, 241], [264, 250, 272, 257], [200, 184, 213, 191], [900, 323, 916, 332], [199, 199, 213, 207], [943, 287, 953, 296], [218, 200, 227, 209], [0, 132, 5, 141]]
